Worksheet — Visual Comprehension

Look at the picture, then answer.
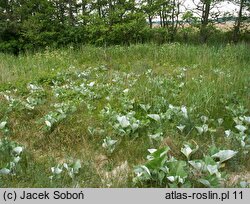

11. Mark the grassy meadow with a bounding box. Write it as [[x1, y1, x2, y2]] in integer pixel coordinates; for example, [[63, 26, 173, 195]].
[[0, 43, 250, 187]]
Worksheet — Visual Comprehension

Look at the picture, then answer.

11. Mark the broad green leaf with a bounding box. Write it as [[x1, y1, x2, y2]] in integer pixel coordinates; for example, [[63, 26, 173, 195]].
[[168, 160, 187, 180]]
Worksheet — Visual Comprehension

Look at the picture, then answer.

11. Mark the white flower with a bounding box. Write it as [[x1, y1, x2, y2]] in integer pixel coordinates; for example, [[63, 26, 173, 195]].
[[117, 116, 130, 128]]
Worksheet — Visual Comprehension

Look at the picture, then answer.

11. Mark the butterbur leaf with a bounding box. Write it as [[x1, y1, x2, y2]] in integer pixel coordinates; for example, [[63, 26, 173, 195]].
[[243, 116, 250, 125], [240, 181, 249, 188], [148, 147, 170, 160], [204, 156, 217, 166], [147, 149, 157, 154], [51, 166, 63, 175], [189, 160, 205, 171], [102, 137, 117, 153], [141, 165, 151, 176], [88, 82, 95, 87], [176, 124, 185, 133], [133, 165, 152, 182], [117, 116, 130, 128], [206, 165, 218, 175], [0, 121, 7, 129], [198, 179, 211, 187], [45, 120, 52, 128], [123, 89, 129, 93], [235, 125, 247, 133], [13, 146, 23, 155], [148, 132, 163, 141], [63, 163, 68, 170], [181, 144, 192, 160], [13, 156, 21, 163], [211, 150, 237, 163], [146, 156, 166, 170], [195, 126, 203, 135], [139, 104, 151, 112], [209, 146, 219, 156], [145, 148, 169, 170], [200, 116, 208, 124], [217, 118, 224, 126], [181, 106, 188, 118], [224, 130, 231, 137], [167, 176, 175, 182], [0, 168, 11, 175], [196, 124, 208, 135], [181, 143, 199, 160], [168, 160, 187, 181], [73, 160, 81, 173], [199, 175, 220, 187], [147, 114, 160, 121]]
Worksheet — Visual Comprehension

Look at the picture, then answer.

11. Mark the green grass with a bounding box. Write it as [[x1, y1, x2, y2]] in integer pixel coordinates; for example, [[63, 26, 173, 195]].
[[0, 43, 249, 187]]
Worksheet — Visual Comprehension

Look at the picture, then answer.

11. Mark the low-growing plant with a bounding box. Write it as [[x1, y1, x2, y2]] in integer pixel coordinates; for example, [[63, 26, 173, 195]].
[[133, 144, 238, 188]]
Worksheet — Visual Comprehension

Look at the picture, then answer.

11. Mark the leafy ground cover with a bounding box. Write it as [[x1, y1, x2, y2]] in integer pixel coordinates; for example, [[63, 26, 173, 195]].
[[0, 43, 249, 187]]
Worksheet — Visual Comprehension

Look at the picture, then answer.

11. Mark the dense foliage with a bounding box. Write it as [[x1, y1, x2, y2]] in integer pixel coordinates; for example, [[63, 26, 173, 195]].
[[0, 44, 249, 187], [0, 0, 250, 54]]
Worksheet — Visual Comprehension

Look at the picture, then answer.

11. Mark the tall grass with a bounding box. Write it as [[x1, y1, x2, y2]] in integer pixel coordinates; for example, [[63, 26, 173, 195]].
[[0, 43, 249, 187]]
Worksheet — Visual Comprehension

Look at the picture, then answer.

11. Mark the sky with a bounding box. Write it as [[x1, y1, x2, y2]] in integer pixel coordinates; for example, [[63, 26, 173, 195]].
[[151, 0, 244, 21], [182, 0, 240, 16]]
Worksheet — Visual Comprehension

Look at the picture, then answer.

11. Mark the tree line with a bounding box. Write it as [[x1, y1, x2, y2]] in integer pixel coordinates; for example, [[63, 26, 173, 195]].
[[0, 0, 249, 54]]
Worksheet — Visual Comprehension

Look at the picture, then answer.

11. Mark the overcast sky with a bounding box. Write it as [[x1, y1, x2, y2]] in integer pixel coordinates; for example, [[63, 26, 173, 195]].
[[182, 0, 240, 16], [151, 0, 245, 21]]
